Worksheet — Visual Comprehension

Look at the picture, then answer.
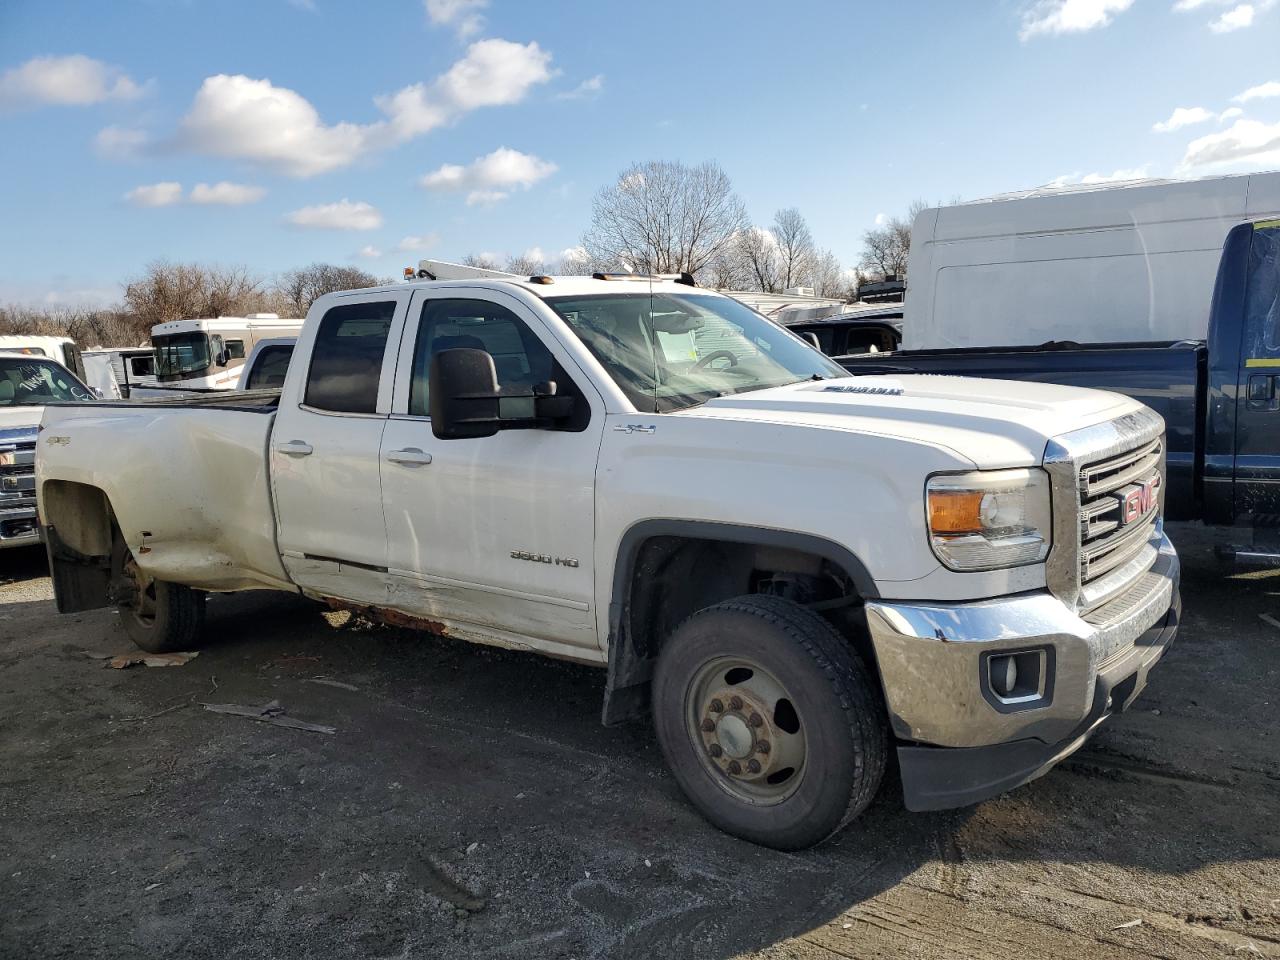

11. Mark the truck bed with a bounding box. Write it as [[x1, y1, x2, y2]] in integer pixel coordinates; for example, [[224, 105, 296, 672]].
[[839, 340, 1206, 520], [37, 399, 292, 593]]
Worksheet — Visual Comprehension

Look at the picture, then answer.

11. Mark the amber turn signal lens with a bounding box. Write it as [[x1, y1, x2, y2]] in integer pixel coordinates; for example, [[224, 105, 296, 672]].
[[928, 490, 984, 534]]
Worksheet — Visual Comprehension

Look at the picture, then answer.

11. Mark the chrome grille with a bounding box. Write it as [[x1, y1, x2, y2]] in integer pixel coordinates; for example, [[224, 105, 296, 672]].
[[0, 439, 37, 509], [1077, 438, 1161, 587]]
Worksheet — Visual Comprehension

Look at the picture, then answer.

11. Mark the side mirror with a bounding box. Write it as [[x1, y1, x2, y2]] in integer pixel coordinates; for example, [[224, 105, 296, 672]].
[[429, 348, 501, 440], [214, 350, 229, 367]]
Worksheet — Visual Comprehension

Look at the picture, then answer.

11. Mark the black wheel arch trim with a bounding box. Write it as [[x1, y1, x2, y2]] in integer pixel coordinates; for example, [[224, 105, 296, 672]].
[[601, 518, 879, 726]]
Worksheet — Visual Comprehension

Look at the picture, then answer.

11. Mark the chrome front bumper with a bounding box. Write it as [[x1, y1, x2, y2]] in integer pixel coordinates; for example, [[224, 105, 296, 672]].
[[866, 531, 1180, 810]]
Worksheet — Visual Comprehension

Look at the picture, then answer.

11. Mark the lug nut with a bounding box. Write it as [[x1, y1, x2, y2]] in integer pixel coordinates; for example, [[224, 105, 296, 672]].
[[749, 712, 763, 728], [709, 699, 724, 713], [708, 743, 723, 758], [747, 759, 761, 774], [756, 740, 770, 754], [727, 761, 741, 775], [700, 718, 715, 732], [729, 696, 743, 710]]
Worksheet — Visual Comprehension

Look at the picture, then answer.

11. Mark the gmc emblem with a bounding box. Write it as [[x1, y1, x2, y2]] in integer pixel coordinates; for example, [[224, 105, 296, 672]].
[[1117, 474, 1161, 525]]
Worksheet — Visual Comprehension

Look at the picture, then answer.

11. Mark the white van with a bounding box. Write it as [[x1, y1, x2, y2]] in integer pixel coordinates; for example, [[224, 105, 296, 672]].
[[904, 170, 1280, 349], [140, 314, 303, 395]]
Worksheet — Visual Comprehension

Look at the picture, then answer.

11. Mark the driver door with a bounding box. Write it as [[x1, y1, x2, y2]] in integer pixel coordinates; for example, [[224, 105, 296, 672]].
[[378, 289, 605, 656]]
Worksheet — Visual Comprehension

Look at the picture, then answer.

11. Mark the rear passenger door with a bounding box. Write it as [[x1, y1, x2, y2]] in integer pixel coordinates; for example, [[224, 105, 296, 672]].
[[272, 293, 407, 606]]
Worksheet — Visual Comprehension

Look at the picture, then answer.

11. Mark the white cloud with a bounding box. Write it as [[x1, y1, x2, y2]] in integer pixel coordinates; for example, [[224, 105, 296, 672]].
[[873, 212, 889, 226], [189, 181, 266, 205], [1234, 80, 1280, 102], [1046, 166, 1150, 187], [1019, 0, 1134, 40], [1153, 106, 1214, 132], [1220, 106, 1245, 121], [286, 199, 383, 230], [1210, 3, 1256, 30], [1172, 0, 1229, 8], [177, 75, 370, 177], [396, 234, 440, 252], [93, 125, 147, 160], [1181, 118, 1280, 169], [353, 245, 383, 260], [125, 182, 183, 207], [556, 74, 604, 100], [420, 147, 557, 205], [523, 246, 545, 263], [424, 0, 487, 37], [0, 54, 142, 108], [175, 40, 552, 177]]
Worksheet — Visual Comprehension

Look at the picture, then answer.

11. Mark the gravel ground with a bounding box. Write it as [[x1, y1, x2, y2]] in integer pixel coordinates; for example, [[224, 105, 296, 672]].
[[1, 522, 1278, 959]]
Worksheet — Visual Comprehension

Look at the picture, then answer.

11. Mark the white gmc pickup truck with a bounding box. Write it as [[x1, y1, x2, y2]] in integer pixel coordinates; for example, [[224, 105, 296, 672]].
[[36, 274, 1180, 849]]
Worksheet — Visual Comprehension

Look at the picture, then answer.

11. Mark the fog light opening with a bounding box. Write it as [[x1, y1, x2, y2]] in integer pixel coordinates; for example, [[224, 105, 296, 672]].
[[984, 648, 1047, 705]]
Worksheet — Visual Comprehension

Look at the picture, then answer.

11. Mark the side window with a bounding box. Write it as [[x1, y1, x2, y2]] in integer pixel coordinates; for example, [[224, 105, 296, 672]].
[[1246, 226, 1280, 356], [246, 345, 294, 389], [304, 300, 396, 413], [226, 339, 246, 360], [408, 299, 559, 417]]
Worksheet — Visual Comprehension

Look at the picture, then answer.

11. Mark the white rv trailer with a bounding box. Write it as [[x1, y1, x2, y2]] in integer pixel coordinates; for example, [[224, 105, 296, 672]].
[[142, 314, 303, 394], [0, 335, 88, 383], [904, 170, 1280, 349]]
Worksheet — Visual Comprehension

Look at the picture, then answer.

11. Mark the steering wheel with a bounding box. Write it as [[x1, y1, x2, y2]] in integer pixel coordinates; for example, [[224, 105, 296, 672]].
[[695, 350, 738, 369]]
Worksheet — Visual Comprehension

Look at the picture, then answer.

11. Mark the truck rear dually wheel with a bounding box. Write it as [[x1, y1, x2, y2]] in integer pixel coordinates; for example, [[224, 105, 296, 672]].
[[110, 535, 205, 653], [652, 595, 887, 850]]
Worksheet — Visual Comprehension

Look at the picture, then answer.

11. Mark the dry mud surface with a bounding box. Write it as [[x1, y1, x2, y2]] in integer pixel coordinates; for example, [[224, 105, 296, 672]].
[[1, 522, 1277, 959]]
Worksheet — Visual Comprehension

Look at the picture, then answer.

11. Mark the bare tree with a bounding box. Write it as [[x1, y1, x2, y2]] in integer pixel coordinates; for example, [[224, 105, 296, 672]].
[[807, 249, 853, 300], [859, 200, 927, 280], [772, 208, 815, 290], [582, 160, 748, 275], [274, 263, 379, 316], [461, 253, 501, 271], [123, 261, 273, 330], [733, 227, 782, 292], [504, 253, 545, 276]]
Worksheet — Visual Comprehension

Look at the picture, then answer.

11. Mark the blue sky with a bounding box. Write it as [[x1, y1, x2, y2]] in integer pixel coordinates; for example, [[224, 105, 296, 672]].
[[1, 0, 1278, 307]]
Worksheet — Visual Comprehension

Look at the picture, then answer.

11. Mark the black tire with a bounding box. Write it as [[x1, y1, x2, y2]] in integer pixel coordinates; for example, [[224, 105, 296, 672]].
[[111, 535, 206, 654], [652, 595, 887, 850]]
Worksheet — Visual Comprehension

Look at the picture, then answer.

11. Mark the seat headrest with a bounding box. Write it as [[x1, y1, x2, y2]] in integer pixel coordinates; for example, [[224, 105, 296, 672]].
[[0, 380, 14, 403]]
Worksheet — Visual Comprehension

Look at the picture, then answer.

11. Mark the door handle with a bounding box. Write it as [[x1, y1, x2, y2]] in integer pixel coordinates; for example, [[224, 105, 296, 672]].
[[276, 440, 314, 457], [387, 447, 433, 466]]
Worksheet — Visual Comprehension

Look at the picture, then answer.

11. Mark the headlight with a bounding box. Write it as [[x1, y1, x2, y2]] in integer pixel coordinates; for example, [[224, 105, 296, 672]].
[[926, 468, 1052, 571]]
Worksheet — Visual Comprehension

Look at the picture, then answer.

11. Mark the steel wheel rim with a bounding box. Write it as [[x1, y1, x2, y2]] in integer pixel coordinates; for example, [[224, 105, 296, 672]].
[[685, 655, 807, 805]]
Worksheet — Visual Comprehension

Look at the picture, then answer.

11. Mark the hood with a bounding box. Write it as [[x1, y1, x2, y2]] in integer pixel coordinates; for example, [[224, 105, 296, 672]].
[[0, 406, 44, 432], [677, 374, 1141, 468]]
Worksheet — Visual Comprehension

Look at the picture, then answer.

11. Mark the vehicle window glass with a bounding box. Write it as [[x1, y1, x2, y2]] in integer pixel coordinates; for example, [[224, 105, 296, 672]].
[[129, 355, 154, 377], [226, 339, 246, 360], [304, 300, 396, 414], [0, 357, 93, 405], [154, 333, 211, 377], [408, 299, 559, 417], [246, 345, 294, 389], [806, 328, 835, 354], [1246, 226, 1280, 357], [547, 293, 845, 412]]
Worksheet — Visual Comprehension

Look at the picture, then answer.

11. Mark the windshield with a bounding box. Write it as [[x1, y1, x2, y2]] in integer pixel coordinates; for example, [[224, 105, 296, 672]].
[[154, 332, 211, 378], [546, 293, 847, 412], [0, 357, 94, 406]]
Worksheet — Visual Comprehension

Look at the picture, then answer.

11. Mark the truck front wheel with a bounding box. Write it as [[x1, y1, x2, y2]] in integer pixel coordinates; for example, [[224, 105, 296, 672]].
[[110, 536, 205, 653], [652, 595, 887, 850]]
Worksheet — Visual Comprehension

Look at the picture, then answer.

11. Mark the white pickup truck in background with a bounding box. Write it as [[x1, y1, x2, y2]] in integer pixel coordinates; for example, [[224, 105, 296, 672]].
[[35, 274, 1181, 849], [1, 351, 95, 548]]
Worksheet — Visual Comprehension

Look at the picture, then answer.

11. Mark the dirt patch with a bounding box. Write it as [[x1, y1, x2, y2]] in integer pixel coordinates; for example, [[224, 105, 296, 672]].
[[1, 524, 1278, 959]]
